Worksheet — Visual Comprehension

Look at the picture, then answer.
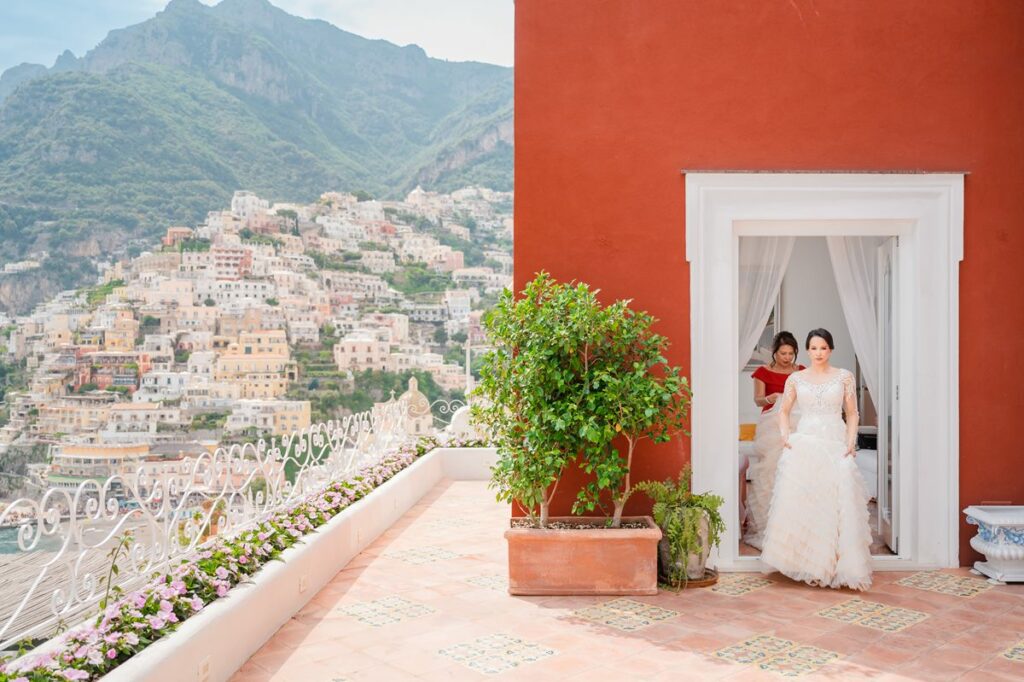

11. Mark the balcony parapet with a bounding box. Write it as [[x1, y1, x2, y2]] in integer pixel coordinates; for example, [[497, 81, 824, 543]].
[[1, 444, 495, 682], [0, 401, 410, 654]]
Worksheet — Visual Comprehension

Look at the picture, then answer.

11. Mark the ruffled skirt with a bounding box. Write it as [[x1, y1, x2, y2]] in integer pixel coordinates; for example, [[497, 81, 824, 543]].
[[760, 425, 873, 591]]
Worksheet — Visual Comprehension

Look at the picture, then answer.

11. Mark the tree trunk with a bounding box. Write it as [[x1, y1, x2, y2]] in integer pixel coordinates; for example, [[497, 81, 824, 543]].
[[539, 501, 549, 528], [610, 438, 636, 529], [611, 499, 625, 528]]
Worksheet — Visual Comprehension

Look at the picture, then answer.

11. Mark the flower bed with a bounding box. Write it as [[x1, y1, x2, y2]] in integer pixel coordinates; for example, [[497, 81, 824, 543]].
[[0, 436, 479, 682]]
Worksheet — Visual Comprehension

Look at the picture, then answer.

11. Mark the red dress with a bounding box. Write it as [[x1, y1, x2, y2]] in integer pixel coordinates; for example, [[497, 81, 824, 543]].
[[752, 365, 805, 412]]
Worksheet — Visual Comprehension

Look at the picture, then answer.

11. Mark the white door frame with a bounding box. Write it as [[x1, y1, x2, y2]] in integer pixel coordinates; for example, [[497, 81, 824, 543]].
[[684, 172, 964, 571]]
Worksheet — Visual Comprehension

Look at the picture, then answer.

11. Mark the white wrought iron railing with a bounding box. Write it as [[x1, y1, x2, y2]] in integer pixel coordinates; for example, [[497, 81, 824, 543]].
[[429, 398, 466, 430], [0, 400, 408, 651]]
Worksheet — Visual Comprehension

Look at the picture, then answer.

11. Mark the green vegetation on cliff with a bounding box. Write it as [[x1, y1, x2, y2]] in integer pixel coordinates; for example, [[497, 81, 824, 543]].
[[0, 0, 513, 311]]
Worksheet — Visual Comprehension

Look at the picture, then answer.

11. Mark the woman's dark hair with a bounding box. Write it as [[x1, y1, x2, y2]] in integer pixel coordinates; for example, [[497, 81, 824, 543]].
[[770, 331, 799, 366], [806, 328, 835, 350]]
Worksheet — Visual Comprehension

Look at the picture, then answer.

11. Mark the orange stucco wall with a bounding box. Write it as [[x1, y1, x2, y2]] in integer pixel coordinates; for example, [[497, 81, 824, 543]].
[[513, 0, 1024, 563]]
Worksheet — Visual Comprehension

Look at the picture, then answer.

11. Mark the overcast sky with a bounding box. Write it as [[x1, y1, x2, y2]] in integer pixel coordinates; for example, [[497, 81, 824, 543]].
[[0, 0, 514, 74]]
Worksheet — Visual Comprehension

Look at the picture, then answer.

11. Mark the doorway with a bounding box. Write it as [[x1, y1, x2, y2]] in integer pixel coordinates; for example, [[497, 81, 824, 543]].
[[736, 235, 899, 559], [684, 173, 963, 571]]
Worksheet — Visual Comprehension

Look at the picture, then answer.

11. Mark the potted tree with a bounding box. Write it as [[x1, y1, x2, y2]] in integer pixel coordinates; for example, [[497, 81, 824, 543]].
[[473, 272, 691, 595], [635, 467, 725, 589]]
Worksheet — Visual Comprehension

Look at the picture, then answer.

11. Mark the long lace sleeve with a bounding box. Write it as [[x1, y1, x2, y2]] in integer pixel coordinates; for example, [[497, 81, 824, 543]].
[[842, 369, 859, 451], [783, 374, 797, 402], [841, 370, 859, 418], [778, 374, 798, 442]]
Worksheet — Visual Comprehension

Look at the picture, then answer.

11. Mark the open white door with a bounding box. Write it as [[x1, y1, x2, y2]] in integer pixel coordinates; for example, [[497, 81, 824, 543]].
[[876, 237, 899, 554]]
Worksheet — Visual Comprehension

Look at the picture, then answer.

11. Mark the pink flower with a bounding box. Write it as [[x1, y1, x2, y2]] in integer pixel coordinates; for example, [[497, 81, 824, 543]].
[[60, 670, 90, 681], [215, 566, 229, 580], [106, 648, 118, 660], [189, 597, 204, 612], [147, 615, 166, 630], [124, 632, 139, 646], [216, 584, 229, 597], [159, 599, 174, 614]]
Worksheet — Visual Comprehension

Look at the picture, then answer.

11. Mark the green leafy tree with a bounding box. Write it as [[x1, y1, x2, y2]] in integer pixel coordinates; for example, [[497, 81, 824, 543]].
[[579, 297, 691, 527], [474, 272, 690, 528], [472, 273, 609, 527]]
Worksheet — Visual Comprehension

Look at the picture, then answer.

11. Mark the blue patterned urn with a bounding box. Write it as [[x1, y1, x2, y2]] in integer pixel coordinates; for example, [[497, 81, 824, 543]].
[[963, 505, 1024, 583]]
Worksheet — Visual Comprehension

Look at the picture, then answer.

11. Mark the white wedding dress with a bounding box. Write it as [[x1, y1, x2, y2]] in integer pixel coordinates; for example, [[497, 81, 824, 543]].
[[760, 368, 873, 590]]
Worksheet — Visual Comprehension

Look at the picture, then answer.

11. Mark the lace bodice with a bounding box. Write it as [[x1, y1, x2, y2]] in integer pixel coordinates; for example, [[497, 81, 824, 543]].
[[783, 368, 856, 419]]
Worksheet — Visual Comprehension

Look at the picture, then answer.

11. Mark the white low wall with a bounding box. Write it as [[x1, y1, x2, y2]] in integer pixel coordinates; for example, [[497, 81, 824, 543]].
[[103, 447, 497, 682]]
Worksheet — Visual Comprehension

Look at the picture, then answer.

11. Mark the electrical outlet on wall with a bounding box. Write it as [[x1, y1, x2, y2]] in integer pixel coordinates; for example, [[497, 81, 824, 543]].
[[299, 574, 308, 593], [197, 656, 210, 682]]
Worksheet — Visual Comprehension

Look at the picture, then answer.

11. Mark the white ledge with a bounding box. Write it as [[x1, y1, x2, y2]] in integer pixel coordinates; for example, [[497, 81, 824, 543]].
[[101, 446, 497, 682]]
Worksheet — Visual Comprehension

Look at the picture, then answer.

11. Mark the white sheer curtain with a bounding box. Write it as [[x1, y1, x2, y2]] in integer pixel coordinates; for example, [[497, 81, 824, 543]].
[[738, 237, 795, 370], [826, 236, 882, 402]]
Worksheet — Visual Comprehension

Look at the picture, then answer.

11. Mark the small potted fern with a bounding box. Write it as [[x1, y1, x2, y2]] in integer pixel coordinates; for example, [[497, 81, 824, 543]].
[[635, 466, 725, 588]]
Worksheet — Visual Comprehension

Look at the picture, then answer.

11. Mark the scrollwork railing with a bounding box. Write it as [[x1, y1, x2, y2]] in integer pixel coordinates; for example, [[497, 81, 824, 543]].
[[0, 400, 407, 651], [430, 398, 466, 429]]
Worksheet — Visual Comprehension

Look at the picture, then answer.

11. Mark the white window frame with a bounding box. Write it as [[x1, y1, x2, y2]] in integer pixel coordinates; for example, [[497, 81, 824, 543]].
[[685, 172, 963, 571]]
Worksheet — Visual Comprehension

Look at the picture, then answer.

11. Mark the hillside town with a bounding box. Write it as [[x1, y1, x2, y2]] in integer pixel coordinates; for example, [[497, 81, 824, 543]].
[[0, 186, 512, 498]]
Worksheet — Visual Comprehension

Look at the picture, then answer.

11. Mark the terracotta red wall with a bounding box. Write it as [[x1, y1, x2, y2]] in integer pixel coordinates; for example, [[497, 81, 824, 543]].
[[514, 0, 1024, 563]]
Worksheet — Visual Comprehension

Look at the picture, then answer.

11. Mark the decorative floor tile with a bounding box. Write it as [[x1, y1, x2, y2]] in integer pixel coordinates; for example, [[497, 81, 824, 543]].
[[336, 596, 435, 626], [1003, 639, 1024, 662], [715, 635, 795, 665], [573, 598, 679, 631], [759, 645, 839, 677], [896, 571, 993, 598], [465, 574, 508, 591], [439, 633, 556, 675], [816, 598, 887, 623], [817, 598, 928, 632], [712, 574, 774, 596], [383, 546, 460, 565]]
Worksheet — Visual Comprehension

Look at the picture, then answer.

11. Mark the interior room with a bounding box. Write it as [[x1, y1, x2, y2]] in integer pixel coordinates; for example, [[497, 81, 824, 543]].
[[737, 235, 896, 558]]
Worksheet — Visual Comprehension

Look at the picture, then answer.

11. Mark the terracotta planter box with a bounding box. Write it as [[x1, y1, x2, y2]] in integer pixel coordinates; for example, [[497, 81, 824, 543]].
[[505, 516, 662, 595]]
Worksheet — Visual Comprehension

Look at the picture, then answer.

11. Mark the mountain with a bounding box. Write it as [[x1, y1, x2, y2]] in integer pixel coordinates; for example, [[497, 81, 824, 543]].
[[0, 0, 512, 312]]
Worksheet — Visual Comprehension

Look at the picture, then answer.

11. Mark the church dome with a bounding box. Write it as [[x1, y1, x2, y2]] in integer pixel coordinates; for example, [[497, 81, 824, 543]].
[[400, 377, 431, 418]]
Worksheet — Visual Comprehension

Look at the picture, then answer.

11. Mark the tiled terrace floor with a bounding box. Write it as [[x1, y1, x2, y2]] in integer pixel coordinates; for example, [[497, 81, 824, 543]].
[[231, 481, 1024, 681]]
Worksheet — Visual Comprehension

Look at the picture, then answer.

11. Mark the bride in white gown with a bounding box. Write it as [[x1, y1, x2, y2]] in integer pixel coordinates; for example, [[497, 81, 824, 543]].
[[761, 328, 873, 591]]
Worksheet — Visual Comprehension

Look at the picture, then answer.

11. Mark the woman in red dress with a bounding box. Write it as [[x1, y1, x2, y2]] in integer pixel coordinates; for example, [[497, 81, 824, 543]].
[[744, 331, 804, 550]]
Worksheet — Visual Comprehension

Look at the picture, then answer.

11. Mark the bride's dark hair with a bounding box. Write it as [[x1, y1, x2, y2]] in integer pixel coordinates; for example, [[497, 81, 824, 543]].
[[770, 331, 799, 367], [806, 328, 835, 350]]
